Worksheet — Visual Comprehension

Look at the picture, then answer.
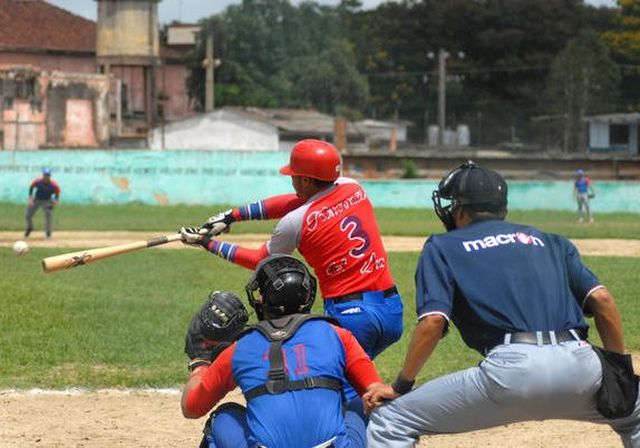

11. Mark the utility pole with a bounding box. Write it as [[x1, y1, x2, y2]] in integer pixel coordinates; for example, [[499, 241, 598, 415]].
[[204, 31, 214, 112], [437, 48, 448, 147]]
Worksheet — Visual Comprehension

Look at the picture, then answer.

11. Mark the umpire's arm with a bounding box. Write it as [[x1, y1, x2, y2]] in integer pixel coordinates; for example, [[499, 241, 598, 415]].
[[364, 315, 446, 410], [586, 287, 625, 354], [399, 315, 447, 382]]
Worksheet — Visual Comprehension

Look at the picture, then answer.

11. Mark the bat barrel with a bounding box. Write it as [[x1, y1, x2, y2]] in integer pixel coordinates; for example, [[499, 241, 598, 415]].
[[41, 233, 182, 273]]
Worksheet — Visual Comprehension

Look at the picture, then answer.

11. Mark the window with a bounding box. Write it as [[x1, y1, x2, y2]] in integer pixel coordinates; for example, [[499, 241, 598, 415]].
[[610, 124, 629, 145]]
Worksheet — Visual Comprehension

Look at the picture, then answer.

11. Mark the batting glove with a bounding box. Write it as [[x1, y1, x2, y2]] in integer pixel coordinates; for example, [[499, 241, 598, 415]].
[[201, 209, 235, 236], [180, 226, 212, 248]]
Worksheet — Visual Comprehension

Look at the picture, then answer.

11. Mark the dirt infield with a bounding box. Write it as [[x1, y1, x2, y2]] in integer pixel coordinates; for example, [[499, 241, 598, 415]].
[[2, 231, 640, 257], [1, 231, 637, 447], [0, 384, 632, 448]]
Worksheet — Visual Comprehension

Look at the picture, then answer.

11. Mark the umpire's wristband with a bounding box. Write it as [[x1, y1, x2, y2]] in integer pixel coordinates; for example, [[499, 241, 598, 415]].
[[188, 359, 211, 373], [391, 373, 415, 395]]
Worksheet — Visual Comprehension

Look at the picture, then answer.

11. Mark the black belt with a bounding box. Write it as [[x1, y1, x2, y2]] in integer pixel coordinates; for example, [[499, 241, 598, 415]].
[[508, 330, 577, 345], [244, 376, 343, 401], [328, 286, 398, 304], [486, 330, 583, 353]]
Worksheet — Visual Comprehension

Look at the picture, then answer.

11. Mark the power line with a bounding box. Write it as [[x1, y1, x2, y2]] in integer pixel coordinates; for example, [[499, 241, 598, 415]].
[[366, 63, 638, 79]]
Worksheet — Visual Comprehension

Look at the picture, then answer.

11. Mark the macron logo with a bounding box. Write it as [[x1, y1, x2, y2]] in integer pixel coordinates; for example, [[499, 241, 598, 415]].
[[462, 231, 544, 252]]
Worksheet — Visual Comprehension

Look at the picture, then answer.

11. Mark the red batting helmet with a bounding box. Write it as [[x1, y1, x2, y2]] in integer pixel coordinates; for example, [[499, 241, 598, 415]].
[[279, 139, 341, 182]]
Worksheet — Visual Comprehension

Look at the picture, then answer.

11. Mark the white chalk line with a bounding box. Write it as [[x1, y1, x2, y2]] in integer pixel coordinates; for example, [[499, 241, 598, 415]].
[[0, 387, 182, 397]]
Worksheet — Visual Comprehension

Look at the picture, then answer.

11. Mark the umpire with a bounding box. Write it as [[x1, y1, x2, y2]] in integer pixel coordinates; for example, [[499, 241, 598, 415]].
[[365, 161, 640, 447]]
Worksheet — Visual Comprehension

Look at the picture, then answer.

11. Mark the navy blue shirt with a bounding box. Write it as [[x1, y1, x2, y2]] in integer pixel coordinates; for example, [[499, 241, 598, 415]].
[[29, 178, 60, 201], [416, 220, 601, 354]]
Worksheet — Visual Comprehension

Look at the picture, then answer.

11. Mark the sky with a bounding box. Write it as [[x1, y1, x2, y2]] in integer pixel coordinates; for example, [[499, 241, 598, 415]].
[[47, 0, 618, 25]]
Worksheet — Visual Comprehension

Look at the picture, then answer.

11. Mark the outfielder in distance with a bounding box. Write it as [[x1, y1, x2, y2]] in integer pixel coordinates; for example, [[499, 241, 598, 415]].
[[182, 255, 382, 448], [25, 167, 60, 238], [180, 139, 403, 364], [365, 161, 640, 447]]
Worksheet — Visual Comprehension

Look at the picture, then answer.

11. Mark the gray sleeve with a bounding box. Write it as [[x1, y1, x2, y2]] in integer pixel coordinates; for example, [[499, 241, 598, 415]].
[[267, 211, 303, 255]]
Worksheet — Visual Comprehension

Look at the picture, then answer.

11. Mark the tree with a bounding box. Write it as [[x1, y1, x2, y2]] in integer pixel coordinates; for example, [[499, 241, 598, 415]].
[[602, 0, 640, 111], [546, 30, 620, 152], [603, 0, 640, 60], [186, 0, 368, 114]]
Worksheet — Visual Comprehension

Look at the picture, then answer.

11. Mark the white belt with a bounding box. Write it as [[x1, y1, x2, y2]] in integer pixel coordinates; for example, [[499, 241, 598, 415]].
[[258, 436, 336, 448]]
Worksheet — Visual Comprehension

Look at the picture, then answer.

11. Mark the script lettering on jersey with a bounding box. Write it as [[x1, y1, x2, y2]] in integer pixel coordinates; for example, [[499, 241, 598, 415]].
[[305, 188, 367, 231], [462, 231, 545, 252], [326, 257, 348, 277], [360, 251, 386, 274]]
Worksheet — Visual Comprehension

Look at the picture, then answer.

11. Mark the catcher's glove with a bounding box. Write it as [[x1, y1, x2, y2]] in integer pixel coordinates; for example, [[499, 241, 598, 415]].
[[185, 291, 249, 371]]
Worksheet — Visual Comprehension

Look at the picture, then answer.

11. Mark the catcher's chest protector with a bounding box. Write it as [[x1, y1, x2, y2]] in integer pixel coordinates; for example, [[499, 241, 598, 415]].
[[242, 314, 343, 401]]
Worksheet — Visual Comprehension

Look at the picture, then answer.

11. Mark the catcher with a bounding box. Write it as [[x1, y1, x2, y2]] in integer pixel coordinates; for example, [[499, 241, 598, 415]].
[[182, 255, 383, 448]]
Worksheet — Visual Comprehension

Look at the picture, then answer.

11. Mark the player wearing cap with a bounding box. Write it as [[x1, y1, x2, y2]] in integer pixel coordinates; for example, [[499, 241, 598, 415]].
[[25, 167, 60, 238], [179, 139, 403, 400], [364, 161, 640, 447], [574, 168, 595, 223]]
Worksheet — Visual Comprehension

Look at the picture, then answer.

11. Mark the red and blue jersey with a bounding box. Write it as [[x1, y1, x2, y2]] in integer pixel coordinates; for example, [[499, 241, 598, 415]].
[[574, 176, 592, 194], [294, 179, 394, 298], [29, 178, 60, 201], [183, 319, 381, 447], [416, 220, 600, 354], [205, 178, 395, 299]]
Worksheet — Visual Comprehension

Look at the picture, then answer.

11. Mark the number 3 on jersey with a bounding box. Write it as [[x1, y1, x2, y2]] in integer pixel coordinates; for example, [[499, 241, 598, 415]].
[[340, 216, 370, 258]]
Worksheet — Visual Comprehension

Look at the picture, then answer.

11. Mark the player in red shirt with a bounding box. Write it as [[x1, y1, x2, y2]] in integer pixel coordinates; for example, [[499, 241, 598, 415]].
[[180, 139, 403, 367]]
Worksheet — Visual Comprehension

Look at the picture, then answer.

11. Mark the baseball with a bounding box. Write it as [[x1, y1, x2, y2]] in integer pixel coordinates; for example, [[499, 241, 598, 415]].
[[12, 240, 29, 256]]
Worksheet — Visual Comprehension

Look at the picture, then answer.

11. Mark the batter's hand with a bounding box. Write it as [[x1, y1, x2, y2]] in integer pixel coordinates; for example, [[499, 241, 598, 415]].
[[201, 209, 235, 236], [180, 226, 212, 248], [363, 383, 399, 413]]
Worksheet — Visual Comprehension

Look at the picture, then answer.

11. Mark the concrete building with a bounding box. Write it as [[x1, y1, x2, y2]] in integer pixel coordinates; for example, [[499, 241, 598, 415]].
[[0, 0, 192, 148], [585, 113, 640, 155], [150, 106, 366, 151], [149, 109, 278, 151], [0, 67, 110, 149], [97, 0, 160, 136], [353, 119, 413, 152], [232, 107, 365, 151], [355, 119, 410, 142]]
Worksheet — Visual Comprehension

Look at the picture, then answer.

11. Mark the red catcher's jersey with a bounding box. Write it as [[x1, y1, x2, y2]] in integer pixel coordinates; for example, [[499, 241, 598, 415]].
[[298, 181, 394, 298]]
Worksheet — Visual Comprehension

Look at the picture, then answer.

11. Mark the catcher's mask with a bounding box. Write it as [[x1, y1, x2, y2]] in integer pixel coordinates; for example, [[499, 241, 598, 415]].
[[245, 255, 317, 319], [432, 160, 508, 231]]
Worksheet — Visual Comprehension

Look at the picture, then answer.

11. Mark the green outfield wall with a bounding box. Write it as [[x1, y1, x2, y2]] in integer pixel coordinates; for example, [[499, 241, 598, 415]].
[[1, 150, 639, 212]]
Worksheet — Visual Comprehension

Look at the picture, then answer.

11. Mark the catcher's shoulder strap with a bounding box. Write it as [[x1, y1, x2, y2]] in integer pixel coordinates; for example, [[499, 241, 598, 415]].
[[243, 314, 342, 401]]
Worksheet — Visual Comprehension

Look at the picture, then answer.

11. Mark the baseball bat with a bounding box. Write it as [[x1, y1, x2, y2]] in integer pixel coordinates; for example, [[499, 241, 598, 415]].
[[42, 233, 182, 273]]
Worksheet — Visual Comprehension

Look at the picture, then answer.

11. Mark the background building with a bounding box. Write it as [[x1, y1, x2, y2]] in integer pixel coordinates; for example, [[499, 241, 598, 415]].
[[0, 0, 192, 149]]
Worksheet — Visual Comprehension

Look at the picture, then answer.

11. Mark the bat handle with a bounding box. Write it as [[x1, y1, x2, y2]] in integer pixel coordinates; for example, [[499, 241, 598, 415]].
[[147, 233, 182, 247]]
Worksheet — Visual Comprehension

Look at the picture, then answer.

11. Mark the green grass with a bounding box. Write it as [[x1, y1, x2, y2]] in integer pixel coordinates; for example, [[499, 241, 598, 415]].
[[0, 248, 638, 389], [2, 202, 640, 238]]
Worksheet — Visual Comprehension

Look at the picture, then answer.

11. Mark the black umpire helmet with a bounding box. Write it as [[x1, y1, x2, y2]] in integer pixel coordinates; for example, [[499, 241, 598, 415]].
[[245, 255, 317, 319], [432, 160, 508, 231]]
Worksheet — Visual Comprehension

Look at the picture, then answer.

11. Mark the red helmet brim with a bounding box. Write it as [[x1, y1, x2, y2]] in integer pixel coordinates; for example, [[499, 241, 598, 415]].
[[279, 165, 295, 176]]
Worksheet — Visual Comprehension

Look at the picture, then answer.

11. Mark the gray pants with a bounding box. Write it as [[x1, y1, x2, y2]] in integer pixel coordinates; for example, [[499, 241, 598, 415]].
[[368, 340, 640, 447], [577, 193, 592, 221], [25, 199, 54, 237]]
